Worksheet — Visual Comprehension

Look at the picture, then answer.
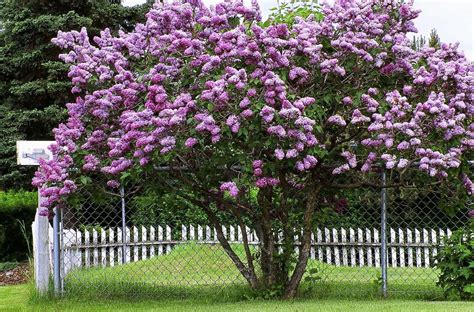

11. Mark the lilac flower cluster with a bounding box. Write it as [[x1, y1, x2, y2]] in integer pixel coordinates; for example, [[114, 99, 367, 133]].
[[33, 0, 473, 213], [220, 181, 239, 197]]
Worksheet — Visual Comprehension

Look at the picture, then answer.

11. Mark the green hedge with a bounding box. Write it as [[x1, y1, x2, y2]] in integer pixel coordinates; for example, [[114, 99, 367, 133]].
[[0, 191, 37, 261]]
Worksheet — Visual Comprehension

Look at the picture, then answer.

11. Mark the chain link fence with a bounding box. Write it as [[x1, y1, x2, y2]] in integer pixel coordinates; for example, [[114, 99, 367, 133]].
[[55, 173, 470, 299]]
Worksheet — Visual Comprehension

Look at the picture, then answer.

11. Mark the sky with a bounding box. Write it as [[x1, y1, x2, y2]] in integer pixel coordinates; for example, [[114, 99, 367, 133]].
[[123, 0, 474, 59]]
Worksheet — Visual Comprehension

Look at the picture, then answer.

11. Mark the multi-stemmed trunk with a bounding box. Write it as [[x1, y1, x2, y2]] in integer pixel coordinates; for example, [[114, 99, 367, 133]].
[[197, 184, 321, 299]]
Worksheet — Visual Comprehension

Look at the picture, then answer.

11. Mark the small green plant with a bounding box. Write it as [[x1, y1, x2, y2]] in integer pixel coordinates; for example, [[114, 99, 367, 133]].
[[303, 267, 322, 294], [17, 219, 32, 260], [434, 226, 473, 300], [372, 271, 383, 293], [0, 261, 19, 272]]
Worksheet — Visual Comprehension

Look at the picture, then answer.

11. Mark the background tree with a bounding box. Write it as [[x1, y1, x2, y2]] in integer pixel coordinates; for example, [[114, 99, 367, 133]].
[[0, 0, 151, 190], [34, 0, 473, 298], [411, 28, 441, 51]]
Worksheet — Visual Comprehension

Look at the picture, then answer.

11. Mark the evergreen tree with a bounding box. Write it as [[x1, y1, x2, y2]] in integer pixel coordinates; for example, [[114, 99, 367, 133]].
[[428, 29, 441, 49], [411, 29, 441, 51], [0, 0, 150, 189]]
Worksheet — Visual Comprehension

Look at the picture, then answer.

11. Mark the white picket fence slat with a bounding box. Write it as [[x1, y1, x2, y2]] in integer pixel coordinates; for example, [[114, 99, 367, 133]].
[[59, 225, 452, 271]]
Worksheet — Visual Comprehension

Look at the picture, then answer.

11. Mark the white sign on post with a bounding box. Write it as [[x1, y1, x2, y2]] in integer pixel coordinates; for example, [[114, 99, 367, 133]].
[[16, 140, 54, 165]]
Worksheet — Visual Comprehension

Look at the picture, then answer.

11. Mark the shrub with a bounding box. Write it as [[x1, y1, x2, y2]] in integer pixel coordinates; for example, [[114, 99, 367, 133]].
[[0, 191, 37, 262], [33, 0, 473, 298], [435, 226, 474, 300]]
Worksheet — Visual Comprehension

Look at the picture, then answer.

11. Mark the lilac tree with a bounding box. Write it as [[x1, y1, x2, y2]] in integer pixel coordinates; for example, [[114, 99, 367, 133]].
[[33, 0, 473, 298]]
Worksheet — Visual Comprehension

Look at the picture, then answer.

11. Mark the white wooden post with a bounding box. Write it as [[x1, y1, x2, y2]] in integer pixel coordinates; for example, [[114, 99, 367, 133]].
[[190, 225, 195, 240], [101, 230, 107, 267], [407, 229, 413, 267], [32, 210, 50, 295], [317, 228, 323, 262], [341, 228, 348, 266], [85, 229, 90, 268], [133, 226, 139, 262], [222, 226, 227, 240], [213, 227, 218, 242], [439, 229, 445, 242], [158, 226, 164, 255], [349, 228, 356, 267], [333, 229, 340, 266], [125, 227, 131, 263], [294, 231, 300, 255], [117, 228, 123, 264], [374, 228, 380, 268], [206, 226, 212, 241], [431, 229, 437, 262], [415, 229, 421, 267], [310, 232, 315, 260], [237, 226, 243, 242], [197, 225, 203, 241], [390, 228, 397, 267], [366, 228, 373, 267], [246, 226, 251, 244], [423, 228, 429, 268], [181, 225, 187, 241], [109, 228, 115, 267], [358, 228, 364, 266], [63, 229, 76, 274], [324, 228, 331, 264], [447, 228, 452, 238], [229, 225, 235, 242], [142, 226, 147, 260], [76, 230, 82, 268], [165, 226, 171, 253], [48, 225, 53, 271], [93, 229, 99, 267], [277, 231, 283, 254], [399, 228, 405, 267], [149, 226, 156, 257]]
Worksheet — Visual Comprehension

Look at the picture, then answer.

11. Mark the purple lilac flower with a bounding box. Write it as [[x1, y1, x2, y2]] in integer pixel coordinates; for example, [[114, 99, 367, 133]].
[[220, 181, 239, 197]]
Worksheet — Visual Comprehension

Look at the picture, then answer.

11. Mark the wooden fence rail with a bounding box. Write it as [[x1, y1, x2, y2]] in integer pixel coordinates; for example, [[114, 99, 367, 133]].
[[57, 225, 452, 275]]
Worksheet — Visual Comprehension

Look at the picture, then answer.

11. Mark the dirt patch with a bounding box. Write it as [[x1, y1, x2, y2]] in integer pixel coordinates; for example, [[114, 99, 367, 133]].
[[0, 262, 30, 286]]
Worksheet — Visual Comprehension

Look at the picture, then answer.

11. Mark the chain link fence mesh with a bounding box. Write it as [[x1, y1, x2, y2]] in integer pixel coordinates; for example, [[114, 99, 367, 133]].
[[57, 174, 470, 299]]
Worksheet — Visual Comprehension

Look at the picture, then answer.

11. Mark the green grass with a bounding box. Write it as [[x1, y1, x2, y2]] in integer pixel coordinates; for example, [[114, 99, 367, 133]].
[[63, 243, 443, 300], [0, 246, 471, 312], [1, 284, 474, 312]]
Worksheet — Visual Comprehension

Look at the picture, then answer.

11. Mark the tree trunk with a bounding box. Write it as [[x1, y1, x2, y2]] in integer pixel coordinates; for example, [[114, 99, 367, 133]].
[[174, 191, 260, 289], [204, 206, 259, 289], [258, 188, 277, 288], [282, 185, 321, 299]]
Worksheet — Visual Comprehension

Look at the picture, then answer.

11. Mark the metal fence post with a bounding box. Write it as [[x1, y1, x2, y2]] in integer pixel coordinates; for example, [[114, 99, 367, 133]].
[[380, 169, 388, 297], [53, 207, 61, 296], [120, 185, 127, 264]]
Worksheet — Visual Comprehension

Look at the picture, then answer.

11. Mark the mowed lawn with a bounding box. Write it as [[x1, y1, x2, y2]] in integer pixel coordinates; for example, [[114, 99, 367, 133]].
[[1, 284, 473, 312], [1, 244, 472, 311], [64, 243, 442, 299]]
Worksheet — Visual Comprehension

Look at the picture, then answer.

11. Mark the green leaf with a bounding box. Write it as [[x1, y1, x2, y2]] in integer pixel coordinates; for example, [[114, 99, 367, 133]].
[[309, 268, 319, 275], [120, 172, 131, 182], [228, 17, 240, 28], [80, 176, 91, 185], [463, 284, 474, 294]]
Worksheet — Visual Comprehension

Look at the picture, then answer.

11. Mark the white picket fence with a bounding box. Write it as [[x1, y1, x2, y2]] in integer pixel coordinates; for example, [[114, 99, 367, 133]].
[[58, 225, 452, 275]]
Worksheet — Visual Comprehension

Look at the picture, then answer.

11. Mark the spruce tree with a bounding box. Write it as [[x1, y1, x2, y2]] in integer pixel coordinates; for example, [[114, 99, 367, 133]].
[[0, 0, 150, 189]]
